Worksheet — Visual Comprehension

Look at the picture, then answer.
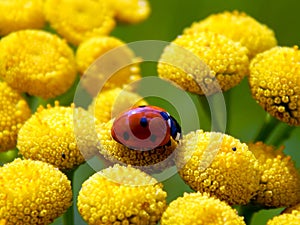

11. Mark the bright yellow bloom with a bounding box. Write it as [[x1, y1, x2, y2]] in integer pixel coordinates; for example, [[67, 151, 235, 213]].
[[17, 101, 99, 170], [249, 46, 300, 126], [161, 192, 245, 225], [0, 29, 77, 99], [106, 0, 151, 24], [0, 158, 72, 224], [89, 87, 147, 124], [0, 219, 6, 225], [0, 81, 31, 152], [176, 130, 260, 205], [158, 31, 249, 95], [184, 11, 277, 58], [0, 0, 45, 36], [44, 0, 115, 45], [283, 202, 300, 214], [96, 120, 177, 170], [77, 164, 167, 225], [248, 142, 300, 207], [266, 210, 300, 225]]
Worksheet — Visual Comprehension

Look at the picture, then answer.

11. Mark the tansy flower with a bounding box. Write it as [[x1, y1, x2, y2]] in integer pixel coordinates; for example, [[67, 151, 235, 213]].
[[0, 158, 72, 224], [0, 81, 31, 152], [248, 142, 300, 208], [17, 101, 99, 170], [158, 31, 249, 95], [0, 0, 45, 36], [266, 210, 300, 225], [106, 0, 151, 24], [88, 87, 147, 124], [249, 46, 300, 126], [44, 0, 115, 45], [96, 119, 177, 170], [161, 192, 246, 225], [283, 202, 300, 214], [77, 164, 167, 225], [0, 29, 77, 99], [184, 10, 277, 58], [176, 130, 260, 205]]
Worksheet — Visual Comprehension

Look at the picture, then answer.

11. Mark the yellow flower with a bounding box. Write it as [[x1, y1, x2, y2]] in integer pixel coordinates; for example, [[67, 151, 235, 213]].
[[283, 202, 300, 214], [77, 164, 167, 225], [248, 142, 300, 207], [249, 46, 300, 126], [176, 130, 260, 205], [266, 210, 300, 225], [0, 158, 72, 224], [0, 29, 77, 99], [0, 81, 31, 152], [89, 87, 147, 124], [184, 11, 277, 58], [0, 0, 45, 36], [158, 31, 249, 95], [161, 192, 245, 225], [106, 0, 151, 24], [44, 0, 115, 45], [17, 101, 99, 170], [96, 119, 177, 170], [0, 219, 6, 225]]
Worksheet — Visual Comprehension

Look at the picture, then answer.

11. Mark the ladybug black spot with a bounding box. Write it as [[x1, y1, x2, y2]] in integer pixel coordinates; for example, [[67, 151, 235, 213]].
[[140, 117, 148, 127], [123, 132, 130, 141], [150, 135, 157, 142], [232, 147, 237, 151]]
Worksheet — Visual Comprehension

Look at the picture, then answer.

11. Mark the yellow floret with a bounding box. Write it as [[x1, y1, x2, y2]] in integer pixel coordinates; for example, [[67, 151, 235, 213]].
[[266, 210, 300, 225], [0, 0, 45, 36], [17, 101, 99, 170], [89, 87, 147, 124], [0, 81, 31, 152], [176, 130, 260, 205], [184, 11, 277, 58], [77, 164, 167, 225], [283, 202, 300, 214], [0, 158, 72, 224], [249, 46, 300, 126], [248, 142, 300, 207], [44, 0, 115, 45], [161, 192, 245, 225], [0, 29, 77, 99], [158, 31, 249, 95]]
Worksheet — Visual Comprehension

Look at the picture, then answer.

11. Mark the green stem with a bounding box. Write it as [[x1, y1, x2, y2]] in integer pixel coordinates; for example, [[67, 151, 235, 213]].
[[253, 114, 281, 143], [267, 123, 297, 147], [63, 169, 76, 225], [239, 204, 264, 225]]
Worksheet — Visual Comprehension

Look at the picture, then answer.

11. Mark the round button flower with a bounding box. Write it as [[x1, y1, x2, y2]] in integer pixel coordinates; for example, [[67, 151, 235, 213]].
[[0, 158, 72, 224], [248, 142, 300, 207], [77, 164, 167, 225], [44, 0, 115, 45], [176, 130, 260, 205], [249, 46, 300, 126], [161, 192, 246, 225], [283, 202, 300, 214], [266, 210, 300, 225], [17, 101, 99, 170], [0, 0, 45, 36], [0, 81, 31, 152], [184, 10, 277, 58], [158, 31, 249, 95], [0, 29, 77, 99]]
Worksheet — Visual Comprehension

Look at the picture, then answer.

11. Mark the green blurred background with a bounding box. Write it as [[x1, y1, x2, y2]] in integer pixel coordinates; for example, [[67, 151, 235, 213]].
[[52, 0, 300, 224]]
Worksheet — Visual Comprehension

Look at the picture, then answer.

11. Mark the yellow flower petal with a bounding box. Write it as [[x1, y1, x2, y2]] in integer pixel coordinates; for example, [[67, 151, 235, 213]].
[[266, 210, 300, 225], [0, 158, 72, 224]]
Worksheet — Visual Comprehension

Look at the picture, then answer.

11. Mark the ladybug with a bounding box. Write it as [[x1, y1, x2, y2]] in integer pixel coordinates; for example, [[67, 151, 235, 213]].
[[111, 105, 182, 150]]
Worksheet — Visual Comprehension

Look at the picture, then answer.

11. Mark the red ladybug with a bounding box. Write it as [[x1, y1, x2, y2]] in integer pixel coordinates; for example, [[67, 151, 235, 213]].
[[111, 105, 182, 150]]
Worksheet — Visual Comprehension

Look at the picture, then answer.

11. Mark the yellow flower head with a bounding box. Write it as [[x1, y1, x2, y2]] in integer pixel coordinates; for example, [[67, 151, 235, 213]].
[[17, 101, 99, 170], [266, 210, 300, 225], [161, 192, 245, 225], [0, 29, 77, 99], [0, 82, 31, 152], [77, 164, 167, 225], [106, 0, 151, 24], [249, 46, 300, 126], [0, 0, 45, 36], [96, 119, 177, 170], [158, 31, 249, 95], [44, 0, 116, 45], [0, 219, 5, 225], [176, 130, 260, 205], [283, 202, 300, 214], [0, 158, 72, 224], [89, 87, 147, 124], [248, 142, 300, 208], [184, 11, 277, 58]]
